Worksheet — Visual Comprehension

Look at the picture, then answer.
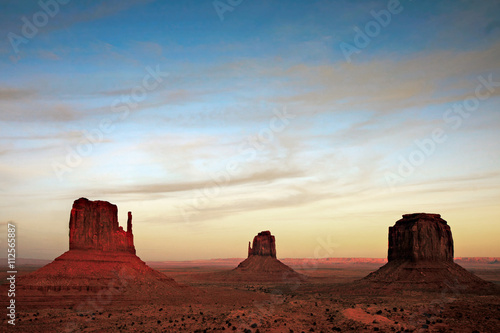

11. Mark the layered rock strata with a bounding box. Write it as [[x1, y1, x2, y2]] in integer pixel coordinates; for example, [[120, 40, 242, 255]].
[[232, 231, 305, 282], [362, 213, 491, 290], [17, 198, 179, 294], [248, 230, 277, 258]]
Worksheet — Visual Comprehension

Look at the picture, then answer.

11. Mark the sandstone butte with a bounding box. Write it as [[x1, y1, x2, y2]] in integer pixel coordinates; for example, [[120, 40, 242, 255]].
[[17, 198, 179, 295], [69, 198, 135, 254], [248, 230, 277, 258], [361, 213, 492, 291], [231, 230, 305, 282]]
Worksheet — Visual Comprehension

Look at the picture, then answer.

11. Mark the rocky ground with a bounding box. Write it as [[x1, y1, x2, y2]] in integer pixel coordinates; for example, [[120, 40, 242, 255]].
[[1, 261, 499, 332]]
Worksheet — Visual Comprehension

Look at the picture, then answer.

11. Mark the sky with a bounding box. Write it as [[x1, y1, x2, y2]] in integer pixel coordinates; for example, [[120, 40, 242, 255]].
[[0, 0, 499, 261]]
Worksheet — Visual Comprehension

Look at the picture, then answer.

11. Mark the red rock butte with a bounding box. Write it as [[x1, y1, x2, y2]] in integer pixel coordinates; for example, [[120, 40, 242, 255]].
[[69, 198, 135, 254], [388, 213, 453, 262], [248, 230, 277, 258], [362, 213, 491, 291], [17, 198, 179, 295], [231, 231, 305, 282]]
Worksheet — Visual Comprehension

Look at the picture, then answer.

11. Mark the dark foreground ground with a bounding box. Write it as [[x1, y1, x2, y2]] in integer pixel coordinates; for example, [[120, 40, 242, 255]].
[[1, 259, 499, 332]]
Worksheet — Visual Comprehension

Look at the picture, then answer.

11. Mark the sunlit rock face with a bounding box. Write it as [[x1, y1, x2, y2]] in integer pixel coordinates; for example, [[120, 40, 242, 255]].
[[69, 197, 135, 254], [360, 213, 491, 291], [388, 213, 453, 262], [16, 198, 179, 293], [248, 230, 277, 258]]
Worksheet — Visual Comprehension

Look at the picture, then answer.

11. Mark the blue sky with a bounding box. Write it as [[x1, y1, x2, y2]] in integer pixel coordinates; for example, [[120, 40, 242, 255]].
[[0, 0, 499, 260]]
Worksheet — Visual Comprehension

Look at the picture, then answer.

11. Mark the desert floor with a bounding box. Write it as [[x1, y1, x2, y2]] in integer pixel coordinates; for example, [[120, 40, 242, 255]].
[[1, 259, 499, 332]]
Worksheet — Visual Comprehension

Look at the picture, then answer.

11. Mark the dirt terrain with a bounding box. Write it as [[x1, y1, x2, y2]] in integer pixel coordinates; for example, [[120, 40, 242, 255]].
[[1, 258, 499, 332]]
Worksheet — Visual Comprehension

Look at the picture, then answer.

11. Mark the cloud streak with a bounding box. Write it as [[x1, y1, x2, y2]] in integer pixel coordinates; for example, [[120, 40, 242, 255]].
[[92, 168, 305, 196], [0, 87, 37, 100]]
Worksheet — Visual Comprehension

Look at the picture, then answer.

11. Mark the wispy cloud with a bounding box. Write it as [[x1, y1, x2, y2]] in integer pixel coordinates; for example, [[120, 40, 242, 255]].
[[1, 0, 499, 260], [266, 42, 500, 116], [0, 102, 83, 122], [168, 187, 334, 224], [0, 0, 156, 38], [93, 168, 305, 196], [37, 50, 61, 61], [0, 87, 37, 100]]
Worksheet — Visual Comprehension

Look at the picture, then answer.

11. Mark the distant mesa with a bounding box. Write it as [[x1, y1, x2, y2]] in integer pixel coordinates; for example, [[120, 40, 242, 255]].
[[248, 230, 277, 258], [17, 198, 180, 295], [231, 230, 305, 282], [361, 213, 493, 291]]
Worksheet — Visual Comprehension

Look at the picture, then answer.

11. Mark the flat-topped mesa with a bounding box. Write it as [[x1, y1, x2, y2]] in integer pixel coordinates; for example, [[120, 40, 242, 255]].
[[69, 197, 135, 254], [388, 213, 453, 262], [248, 231, 276, 258], [360, 212, 492, 291]]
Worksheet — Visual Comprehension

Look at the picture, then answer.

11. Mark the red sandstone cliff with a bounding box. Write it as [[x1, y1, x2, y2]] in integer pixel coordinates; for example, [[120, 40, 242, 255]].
[[231, 231, 305, 282], [362, 213, 491, 291], [388, 213, 453, 262], [248, 230, 277, 258], [17, 198, 179, 295], [69, 198, 135, 254]]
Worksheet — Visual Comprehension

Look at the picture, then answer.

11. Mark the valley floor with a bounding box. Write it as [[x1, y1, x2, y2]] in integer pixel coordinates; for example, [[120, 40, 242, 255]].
[[1, 261, 499, 332]]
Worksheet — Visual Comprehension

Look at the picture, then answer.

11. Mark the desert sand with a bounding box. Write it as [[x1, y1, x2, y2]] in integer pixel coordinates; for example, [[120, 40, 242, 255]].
[[1, 257, 499, 332]]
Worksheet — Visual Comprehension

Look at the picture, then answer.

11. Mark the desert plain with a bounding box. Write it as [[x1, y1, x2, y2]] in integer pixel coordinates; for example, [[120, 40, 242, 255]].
[[1, 256, 499, 333]]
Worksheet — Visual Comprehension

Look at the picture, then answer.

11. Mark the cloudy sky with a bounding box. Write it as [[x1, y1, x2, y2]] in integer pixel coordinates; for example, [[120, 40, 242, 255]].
[[0, 0, 499, 261]]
